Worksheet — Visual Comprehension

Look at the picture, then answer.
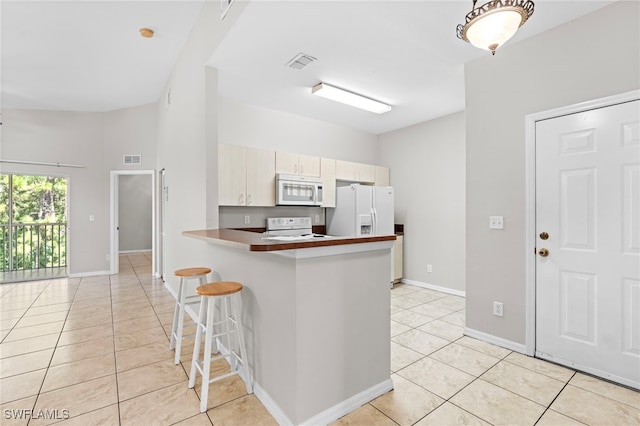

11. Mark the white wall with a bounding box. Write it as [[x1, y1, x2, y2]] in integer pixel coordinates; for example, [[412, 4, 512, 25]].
[[465, 1, 640, 345], [219, 97, 378, 163], [155, 2, 248, 294], [378, 111, 465, 293], [216, 97, 380, 229], [103, 104, 158, 171], [1, 104, 157, 275]]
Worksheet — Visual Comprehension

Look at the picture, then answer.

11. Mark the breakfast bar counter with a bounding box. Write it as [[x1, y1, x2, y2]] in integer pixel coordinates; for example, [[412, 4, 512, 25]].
[[182, 228, 396, 252], [183, 228, 394, 425]]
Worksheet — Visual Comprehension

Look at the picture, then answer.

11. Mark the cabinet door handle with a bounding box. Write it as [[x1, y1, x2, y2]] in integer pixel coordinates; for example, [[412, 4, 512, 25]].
[[294, 164, 298, 174], [300, 164, 304, 175], [239, 194, 244, 205], [247, 194, 252, 205]]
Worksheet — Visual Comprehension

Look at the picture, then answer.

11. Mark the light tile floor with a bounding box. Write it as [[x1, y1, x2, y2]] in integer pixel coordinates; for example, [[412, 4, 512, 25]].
[[0, 253, 638, 425]]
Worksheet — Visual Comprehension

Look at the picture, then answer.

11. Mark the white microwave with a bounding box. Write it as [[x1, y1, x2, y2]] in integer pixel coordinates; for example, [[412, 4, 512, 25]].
[[276, 174, 323, 206]]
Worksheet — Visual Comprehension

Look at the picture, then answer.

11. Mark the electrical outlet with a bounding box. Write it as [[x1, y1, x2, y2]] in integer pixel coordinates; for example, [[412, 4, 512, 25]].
[[315, 215, 320, 223], [244, 215, 250, 225], [489, 216, 504, 229], [427, 264, 433, 273], [493, 301, 504, 317]]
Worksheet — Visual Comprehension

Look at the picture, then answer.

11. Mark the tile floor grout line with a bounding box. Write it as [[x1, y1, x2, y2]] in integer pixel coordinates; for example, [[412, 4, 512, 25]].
[[500, 356, 576, 384], [562, 373, 640, 410], [532, 371, 580, 426], [390, 284, 589, 426], [26, 277, 78, 426], [108, 271, 125, 426], [390, 327, 496, 424], [0, 279, 54, 345], [4, 268, 637, 425], [436, 344, 510, 423], [390, 290, 512, 426]]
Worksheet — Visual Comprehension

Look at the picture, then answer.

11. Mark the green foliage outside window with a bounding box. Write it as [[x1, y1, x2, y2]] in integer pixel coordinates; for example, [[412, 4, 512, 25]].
[[0, 174, 68, 271]]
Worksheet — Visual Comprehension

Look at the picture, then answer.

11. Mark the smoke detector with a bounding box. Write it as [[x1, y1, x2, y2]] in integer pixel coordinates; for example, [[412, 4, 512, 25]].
[[286, 53, 317, 70]]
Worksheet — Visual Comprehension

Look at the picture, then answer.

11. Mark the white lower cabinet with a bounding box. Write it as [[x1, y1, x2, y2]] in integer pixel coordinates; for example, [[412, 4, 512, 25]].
[[394, 235, 403, 283]]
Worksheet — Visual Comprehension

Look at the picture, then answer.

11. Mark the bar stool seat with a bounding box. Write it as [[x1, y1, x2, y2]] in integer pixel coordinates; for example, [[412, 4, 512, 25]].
[[188, 281, 253, 413], [169, 267, 211, 365]]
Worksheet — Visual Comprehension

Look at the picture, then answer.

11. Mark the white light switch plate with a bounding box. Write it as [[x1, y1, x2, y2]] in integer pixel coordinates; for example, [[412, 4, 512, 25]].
[[489, 216, 504, 229]]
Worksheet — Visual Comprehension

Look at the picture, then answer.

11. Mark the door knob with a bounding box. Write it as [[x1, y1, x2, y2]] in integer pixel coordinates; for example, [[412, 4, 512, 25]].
[[538, 248, 549, 257], [540, 232, 549, 240]]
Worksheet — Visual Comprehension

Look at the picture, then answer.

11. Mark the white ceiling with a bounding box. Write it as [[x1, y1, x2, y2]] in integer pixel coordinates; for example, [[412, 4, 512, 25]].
[[1, 0, 614, 134]]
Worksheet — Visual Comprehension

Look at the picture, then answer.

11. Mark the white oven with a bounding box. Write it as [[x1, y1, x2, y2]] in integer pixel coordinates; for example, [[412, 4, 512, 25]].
[[276, 174, 323, 206]]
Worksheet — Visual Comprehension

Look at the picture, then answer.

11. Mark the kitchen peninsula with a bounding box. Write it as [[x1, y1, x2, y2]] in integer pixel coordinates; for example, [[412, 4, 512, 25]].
[[183, 228, 395, 425]]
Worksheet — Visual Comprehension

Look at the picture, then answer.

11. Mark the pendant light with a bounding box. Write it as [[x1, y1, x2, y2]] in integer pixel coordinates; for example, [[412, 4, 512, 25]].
[[456, 0, 534, 55]]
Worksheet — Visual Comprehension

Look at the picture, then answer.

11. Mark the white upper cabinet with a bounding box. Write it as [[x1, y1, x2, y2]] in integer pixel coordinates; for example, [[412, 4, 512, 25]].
[[246, 147, 276, 206], [218, 144, 246, 206], [375, 166, 390, 186], [219, 144, 275, 206], [276, 152, 321, 177], [220, 144, 390, 208], [335, 160, 375, 183], [320, 158, 336, 208]]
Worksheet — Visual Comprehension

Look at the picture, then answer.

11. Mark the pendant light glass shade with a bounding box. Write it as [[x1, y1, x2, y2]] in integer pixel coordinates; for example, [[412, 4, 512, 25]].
[[457, 0, 534, 55]]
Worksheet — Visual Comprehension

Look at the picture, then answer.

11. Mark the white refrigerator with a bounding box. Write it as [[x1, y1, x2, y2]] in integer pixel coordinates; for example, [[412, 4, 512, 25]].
[[326, 184, 395, 237]]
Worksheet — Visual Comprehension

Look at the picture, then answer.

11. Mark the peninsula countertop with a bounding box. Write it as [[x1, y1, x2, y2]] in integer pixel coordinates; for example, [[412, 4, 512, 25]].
[[180, 226, 394, 423], [182, 228, 396, 252]]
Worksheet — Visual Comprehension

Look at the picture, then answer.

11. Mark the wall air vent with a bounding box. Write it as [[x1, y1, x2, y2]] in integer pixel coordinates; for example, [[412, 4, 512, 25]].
[[123, 155, 142, 165], [286, 53, 317, 70]]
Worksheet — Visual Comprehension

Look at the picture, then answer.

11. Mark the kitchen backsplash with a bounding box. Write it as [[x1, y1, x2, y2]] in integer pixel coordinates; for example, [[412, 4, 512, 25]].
[[219, 206, 325, 229]]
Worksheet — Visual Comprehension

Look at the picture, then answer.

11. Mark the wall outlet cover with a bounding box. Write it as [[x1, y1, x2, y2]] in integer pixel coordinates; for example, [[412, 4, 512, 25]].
[[489, 216, 504, 230]]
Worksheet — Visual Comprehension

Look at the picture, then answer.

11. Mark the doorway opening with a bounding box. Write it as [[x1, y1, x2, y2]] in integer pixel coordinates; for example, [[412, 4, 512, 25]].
[[0, 173, 69, 283], [109, 170, 157, 277]]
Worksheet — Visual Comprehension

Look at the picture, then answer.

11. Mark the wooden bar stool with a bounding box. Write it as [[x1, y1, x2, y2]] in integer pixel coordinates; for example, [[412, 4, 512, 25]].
[[169, 267, 211, 365], [188, 281, 252, 413]]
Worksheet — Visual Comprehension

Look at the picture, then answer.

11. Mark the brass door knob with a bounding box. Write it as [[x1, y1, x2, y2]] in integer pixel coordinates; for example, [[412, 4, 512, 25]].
[[538, 248, 549, 257], [540, 232, 549, 240]]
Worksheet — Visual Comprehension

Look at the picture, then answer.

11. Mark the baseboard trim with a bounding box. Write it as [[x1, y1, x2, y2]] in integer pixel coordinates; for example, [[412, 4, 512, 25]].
[[163, 281, 177, 299], [400, 278, 465, 297], [254, 378, 394, 426], [68, 270, 110, 278], [118, 249, 152, 254], [463, 327, 527, 354], [253, 381, 294, 426], [300, 378, 394, 426]]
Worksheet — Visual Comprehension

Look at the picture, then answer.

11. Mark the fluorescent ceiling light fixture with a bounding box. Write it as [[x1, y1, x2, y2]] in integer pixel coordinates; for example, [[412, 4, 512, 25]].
[[312, 83, 391, 114]]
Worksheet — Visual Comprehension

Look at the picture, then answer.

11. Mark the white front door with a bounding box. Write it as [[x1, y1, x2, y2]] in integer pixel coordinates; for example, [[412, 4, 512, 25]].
[[535, 99, 640, 389]]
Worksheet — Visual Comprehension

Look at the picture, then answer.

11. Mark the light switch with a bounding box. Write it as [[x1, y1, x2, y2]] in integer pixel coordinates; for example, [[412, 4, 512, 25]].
[[489, 216, 504, 229], [89, 215, 95, 222]]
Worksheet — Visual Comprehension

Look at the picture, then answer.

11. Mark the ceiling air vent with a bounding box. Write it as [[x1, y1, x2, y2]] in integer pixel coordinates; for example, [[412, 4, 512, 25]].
[[123, 155, 141, 165], [286, 53, 317, 70]]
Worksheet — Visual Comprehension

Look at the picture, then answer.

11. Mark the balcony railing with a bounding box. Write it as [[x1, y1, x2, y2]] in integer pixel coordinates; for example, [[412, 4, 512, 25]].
[[0, 223, 67, 272]]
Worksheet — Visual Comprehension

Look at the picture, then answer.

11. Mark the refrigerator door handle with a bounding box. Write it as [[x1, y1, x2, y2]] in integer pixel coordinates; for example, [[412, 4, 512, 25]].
[[372, 208, 378, 235]]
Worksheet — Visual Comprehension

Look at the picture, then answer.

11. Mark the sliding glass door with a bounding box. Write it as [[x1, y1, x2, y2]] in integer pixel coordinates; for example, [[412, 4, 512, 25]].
[[0, 173, 68, 283]]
